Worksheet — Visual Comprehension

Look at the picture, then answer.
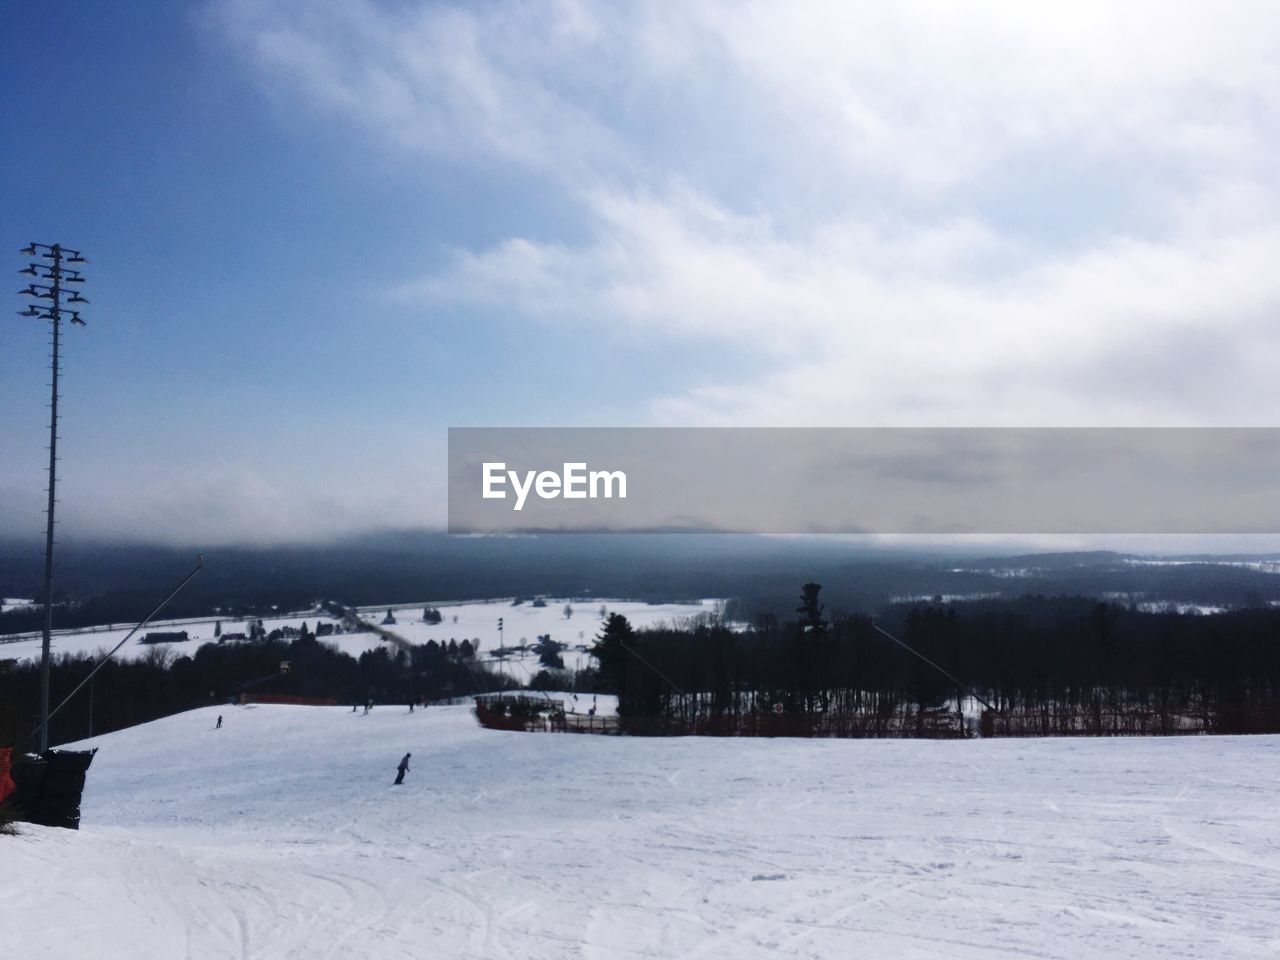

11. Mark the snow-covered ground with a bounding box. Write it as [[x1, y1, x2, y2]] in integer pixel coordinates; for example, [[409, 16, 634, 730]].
[[6, 704, 1280, 958], [1135, 602, 1228, 616], [0, 611, 374, 663], [367, 598, 723, 678], [0, 598, 721, 670], [362, 597, 723, 648]]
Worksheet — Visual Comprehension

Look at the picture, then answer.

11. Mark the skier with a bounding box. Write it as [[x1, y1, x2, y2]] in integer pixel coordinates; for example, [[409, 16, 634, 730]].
[[394, 752, 411, 785], [215, 715, 222, 729]]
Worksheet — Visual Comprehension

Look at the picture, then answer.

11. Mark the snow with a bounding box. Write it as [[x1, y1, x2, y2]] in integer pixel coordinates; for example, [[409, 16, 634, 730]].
[[372, 597, 721, 679], [889, 592, 1001, 604], [0, 612, 385, 664], [1125, 558, 1280, 574], [0, 598, 722, 670], [362, 597, 723, 646], [1136, 602, 1228, 616], [5, 704, 1280, 958]]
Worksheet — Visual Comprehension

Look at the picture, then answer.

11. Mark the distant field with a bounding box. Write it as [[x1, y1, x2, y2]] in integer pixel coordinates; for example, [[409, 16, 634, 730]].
[[0, 597, 723, 672]]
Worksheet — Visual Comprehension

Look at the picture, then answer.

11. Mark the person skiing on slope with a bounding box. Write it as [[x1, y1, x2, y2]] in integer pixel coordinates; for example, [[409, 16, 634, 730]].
[[215, 715, 222, 729], [394, 752, 411, 785]]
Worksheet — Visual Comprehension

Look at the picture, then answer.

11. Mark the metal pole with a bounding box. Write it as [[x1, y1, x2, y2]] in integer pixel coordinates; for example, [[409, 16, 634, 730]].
[[19, 241, 86, 749], [38, 243, 62, 752], [22, 556, 205, 750]]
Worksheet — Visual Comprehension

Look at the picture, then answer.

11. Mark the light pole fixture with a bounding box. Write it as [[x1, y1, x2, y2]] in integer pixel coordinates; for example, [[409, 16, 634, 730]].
[[18, 242, 88, 751]]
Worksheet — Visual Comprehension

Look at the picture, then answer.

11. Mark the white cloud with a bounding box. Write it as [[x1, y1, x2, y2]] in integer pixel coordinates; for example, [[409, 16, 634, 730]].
[[219, 0, 1280, 428]]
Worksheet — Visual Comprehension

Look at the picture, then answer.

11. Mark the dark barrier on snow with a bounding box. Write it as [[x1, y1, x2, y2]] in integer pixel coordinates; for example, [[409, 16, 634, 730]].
[[8, 748, 96, 830], [983, 703, 1280, 737], [0, 747, 14, 805], [474, 694, 566, 732], [475, 700, 969, 738]]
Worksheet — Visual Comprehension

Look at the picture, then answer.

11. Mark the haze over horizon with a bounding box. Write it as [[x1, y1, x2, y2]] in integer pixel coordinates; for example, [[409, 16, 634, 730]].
[[4, 2, 1279, 544]]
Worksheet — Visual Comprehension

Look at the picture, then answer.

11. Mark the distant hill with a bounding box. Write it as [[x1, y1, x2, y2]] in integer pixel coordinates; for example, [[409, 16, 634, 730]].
[[2, 532, 1279, 633]]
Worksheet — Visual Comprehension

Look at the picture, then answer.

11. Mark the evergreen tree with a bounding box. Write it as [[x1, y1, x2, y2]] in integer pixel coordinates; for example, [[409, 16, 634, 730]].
[[591, 613, 635, 696], [536, 634, 566, 669], [796, 583, 827, 634]]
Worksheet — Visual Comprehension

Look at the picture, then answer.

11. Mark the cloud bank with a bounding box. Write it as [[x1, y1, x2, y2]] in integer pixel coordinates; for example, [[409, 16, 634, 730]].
[[219, 0, 1280, 429]]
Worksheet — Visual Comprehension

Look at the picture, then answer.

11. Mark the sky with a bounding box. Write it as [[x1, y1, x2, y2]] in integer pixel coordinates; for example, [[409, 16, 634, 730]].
[[2, 1, 1279, 545]]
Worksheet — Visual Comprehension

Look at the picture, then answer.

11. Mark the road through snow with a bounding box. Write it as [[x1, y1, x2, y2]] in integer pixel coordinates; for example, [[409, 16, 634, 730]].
[[4, 704, 1280, 958]]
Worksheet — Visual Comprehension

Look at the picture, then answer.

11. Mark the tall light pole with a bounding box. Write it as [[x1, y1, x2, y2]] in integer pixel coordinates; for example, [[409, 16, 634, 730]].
[[19, 242, 88, 751]]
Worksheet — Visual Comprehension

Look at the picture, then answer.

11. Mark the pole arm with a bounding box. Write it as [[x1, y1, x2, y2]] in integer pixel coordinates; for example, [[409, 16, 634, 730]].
[[870, 620, 996, 713], [22, 556, 206, 750]]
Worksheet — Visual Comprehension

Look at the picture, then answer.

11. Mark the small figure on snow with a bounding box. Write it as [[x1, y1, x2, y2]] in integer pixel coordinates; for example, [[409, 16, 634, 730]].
[[408, 702, 414, 713], [215, 715, 222, 729], [394, 752, 411, 785]]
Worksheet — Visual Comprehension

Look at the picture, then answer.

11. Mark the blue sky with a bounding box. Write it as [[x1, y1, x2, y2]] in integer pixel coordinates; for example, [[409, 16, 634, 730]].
[[3, 2, 1279, 543]]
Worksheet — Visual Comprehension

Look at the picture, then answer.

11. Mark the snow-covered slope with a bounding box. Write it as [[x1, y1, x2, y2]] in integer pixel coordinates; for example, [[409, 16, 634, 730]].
[[5, 705, 1280, 958]]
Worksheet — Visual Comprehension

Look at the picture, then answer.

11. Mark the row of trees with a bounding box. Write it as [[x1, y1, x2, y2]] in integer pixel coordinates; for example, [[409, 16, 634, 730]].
[[591, 586, 1280, 735], [8, 584, 1280, 744]]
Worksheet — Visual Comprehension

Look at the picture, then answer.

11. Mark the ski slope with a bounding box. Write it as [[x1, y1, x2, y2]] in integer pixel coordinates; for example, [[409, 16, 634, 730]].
[[5, 705, 1280, 959]]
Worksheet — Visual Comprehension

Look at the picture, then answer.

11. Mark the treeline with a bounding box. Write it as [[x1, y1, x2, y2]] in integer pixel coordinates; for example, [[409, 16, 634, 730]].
[[0, 635, 515, 748], [593, 589, 1280, 736], [8, 587, 1280, 746]]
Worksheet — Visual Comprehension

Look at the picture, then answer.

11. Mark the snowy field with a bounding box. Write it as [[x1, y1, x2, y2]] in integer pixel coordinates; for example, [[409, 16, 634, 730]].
[[0, 598, 722, 671], [365, 598, 725, 676], [0, 611, 364, 663], [6, 704, 1280, 959], [361, 597, 722, 644]]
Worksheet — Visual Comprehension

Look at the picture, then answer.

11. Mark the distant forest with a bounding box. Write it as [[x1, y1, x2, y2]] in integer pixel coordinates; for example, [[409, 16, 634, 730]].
[[598, 590, 1280, 737], [4, 588, 1280, 746], [5, 533, 1280, 635]]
